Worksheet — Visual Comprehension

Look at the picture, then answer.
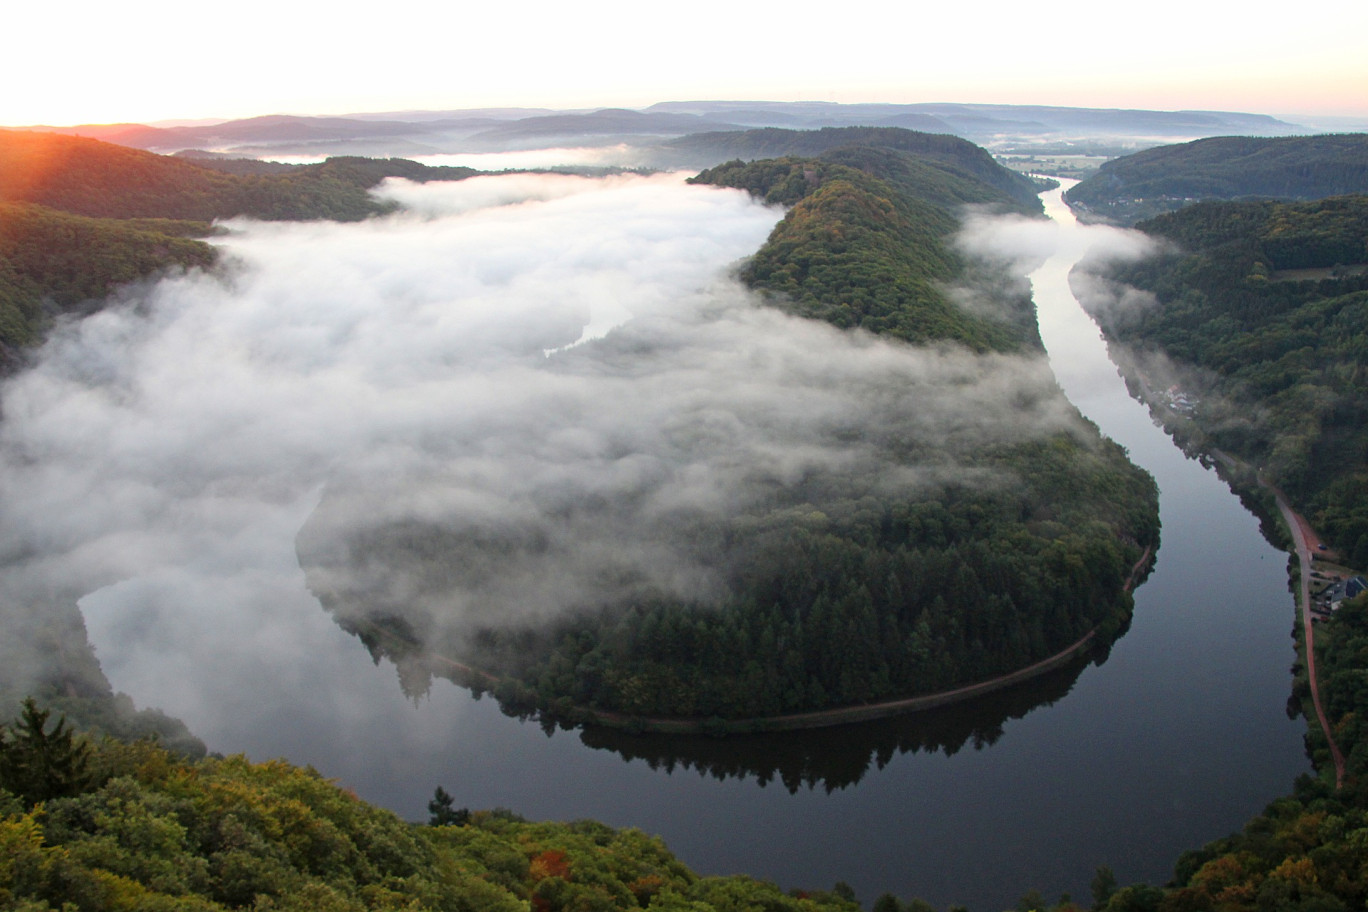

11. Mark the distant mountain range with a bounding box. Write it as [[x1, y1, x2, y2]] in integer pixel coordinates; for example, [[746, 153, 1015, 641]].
[[18, 101, 1310, 160]]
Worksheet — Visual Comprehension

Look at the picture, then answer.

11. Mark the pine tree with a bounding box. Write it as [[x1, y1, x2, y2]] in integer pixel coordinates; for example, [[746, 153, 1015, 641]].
[[0, 697, 94, 805], [427, 785, 469, 826]]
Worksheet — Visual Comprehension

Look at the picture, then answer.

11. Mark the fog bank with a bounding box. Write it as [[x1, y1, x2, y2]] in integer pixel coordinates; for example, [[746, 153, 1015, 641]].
[[1, 171, 1093, 731]]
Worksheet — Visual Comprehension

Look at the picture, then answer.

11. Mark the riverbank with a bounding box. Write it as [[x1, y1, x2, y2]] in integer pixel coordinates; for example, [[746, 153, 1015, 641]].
[[355, 545, 1154, 736], [1121, 373, 1346, 788]]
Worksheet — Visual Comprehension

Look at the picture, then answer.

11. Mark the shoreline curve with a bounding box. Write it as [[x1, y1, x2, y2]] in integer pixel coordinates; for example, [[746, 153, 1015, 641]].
[[395, 544, 1155, 735]]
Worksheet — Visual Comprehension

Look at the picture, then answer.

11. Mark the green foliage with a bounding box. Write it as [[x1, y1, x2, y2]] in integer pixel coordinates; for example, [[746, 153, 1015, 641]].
[[693, 158, 1028, 352], [0, 201, 217, 350], [1065, 134, 1368, 225], [1090, 866, 1117, 910], [0, 735, 859, 911], [1315, 595, 1368, 787], [1087, 195, 1368, 561]]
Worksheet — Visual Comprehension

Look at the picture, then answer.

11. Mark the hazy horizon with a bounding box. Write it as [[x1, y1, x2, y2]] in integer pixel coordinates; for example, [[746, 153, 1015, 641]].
[[6, 98, 1367, 134], [6, 0, 1365, 128]]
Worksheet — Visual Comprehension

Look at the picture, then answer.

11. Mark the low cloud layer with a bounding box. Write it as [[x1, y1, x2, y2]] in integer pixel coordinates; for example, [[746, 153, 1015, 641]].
[[1, 173, 1095, 715], [957, 209, 1159, 273]]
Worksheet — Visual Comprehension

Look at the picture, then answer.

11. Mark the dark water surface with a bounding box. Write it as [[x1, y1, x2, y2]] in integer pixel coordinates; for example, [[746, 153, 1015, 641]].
[[83, 184, 1307, 911]]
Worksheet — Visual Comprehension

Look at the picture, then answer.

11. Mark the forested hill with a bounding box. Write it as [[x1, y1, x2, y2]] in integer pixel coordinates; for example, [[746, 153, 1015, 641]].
[[692, 157, 1035, 352], [663, 126, 1042, 213], [1077, 194, 1368, 564], [1065, 133, 1368, 225], [0, 203, 217, 356], [0, 131, 479, 362], [0, 722, 863, 912], [0, 130, 477, 222]]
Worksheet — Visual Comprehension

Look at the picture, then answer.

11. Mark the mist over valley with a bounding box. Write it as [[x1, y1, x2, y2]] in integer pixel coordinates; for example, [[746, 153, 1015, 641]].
[[1, 109, 1364, 912]]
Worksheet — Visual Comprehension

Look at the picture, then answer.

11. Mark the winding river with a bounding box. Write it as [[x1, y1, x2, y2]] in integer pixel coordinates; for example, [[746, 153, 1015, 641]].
[[81, 182, 1308, 911]]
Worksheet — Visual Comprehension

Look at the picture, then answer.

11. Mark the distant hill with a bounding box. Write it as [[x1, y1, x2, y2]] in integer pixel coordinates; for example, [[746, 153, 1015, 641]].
[[650, 101, 1299, 140], [461, 108, 744, 144], [664, 126, 1042, 211], [18, 102, 1308, 160], [692, 155, 1036, 350], [0, 130, 476, 222], [1065, 134, 1368, 224], [0, 131, 478, 359]]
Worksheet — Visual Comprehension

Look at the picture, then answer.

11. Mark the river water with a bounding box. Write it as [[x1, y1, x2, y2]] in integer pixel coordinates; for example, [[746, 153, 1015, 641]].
[[79, 181, 1307, 911]]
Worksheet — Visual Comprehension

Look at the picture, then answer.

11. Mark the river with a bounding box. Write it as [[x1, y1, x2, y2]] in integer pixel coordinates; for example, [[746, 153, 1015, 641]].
[[79, 181, 1307, 911]]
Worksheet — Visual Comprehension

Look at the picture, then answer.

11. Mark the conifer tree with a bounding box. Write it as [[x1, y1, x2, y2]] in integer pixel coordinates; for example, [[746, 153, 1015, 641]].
[[427, 784, 470, 826], [0, 697, 94, 805]]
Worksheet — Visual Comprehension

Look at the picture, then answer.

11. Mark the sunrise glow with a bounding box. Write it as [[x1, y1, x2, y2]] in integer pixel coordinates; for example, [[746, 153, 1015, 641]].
[[6, 0, 1367, 127]]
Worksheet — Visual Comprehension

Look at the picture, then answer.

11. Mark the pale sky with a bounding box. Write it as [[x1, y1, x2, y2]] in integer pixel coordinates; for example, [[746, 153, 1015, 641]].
[[6, 0, 1367, 126]]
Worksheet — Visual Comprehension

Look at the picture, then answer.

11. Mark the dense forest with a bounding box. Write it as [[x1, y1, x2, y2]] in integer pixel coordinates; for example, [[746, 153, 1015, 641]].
[[1077, 195, 1368, 566], [693, 157, 1035, 351], [1064, 134, 1368, 225], [0, 202, 216, 355], [0, 711, 863, 912], [299, 147, 1158, 728]]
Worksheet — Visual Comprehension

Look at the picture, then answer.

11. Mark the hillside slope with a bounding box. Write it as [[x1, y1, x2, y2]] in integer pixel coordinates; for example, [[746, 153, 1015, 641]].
[[0, 131, 479, 360], [1065, 134, 1368, 225], [0, 727, 861, 912], [0, 202, 216, 357], [692, 157, 1029, 351], [0, 130, 478, 222], [1075, 194, 1368, 565]]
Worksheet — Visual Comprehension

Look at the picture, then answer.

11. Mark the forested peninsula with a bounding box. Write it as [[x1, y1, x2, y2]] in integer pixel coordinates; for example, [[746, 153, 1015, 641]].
[[298, 135, 1158, 730]]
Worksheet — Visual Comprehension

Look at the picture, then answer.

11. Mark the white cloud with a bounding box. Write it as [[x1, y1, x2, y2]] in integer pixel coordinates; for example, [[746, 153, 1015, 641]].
[[1, 172, 1092, 723]]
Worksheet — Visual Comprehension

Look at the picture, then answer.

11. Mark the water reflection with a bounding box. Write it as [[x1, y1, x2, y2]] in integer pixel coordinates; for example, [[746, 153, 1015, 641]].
[[75, 181, 1307, 912], [575, 647, 1106, 792]]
